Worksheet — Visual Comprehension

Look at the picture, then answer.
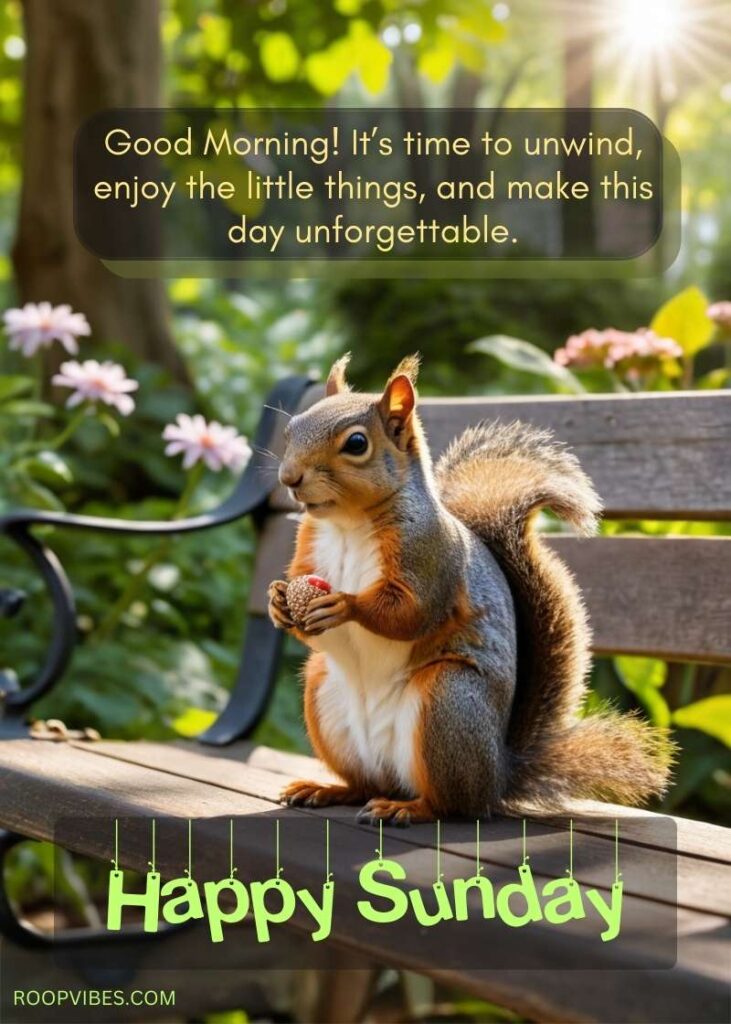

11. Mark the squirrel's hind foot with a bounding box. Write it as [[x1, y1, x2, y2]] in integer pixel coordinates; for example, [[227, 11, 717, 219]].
[[357, 796, 436, 827], [280, 779, 364, 808]]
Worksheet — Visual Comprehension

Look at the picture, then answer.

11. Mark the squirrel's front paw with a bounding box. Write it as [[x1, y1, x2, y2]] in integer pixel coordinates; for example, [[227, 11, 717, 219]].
[[303, 591, 352, 634], [268, 580, 295, 631]]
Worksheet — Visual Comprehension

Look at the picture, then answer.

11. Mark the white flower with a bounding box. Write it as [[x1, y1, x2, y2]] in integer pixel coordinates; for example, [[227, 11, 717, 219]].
[[52, 360, 139, 416], [4, 302, 91, 357], [162, 414, 252, 473]]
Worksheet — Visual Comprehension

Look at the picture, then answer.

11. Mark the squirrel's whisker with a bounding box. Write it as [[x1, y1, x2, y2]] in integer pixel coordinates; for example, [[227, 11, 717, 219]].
[[263, 404, 292, 419]]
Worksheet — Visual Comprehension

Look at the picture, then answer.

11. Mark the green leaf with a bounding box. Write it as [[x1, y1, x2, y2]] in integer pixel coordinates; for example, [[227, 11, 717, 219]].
[[650, 286, 714, 357], [205, 1012, 249, 1024], [305, 43, 352, 97], [350, 21, 391, 95], [418, 38, 456, 84], [615, 656, 666, 689], [199, 13, 230, 61], [696, 367, 729, 390], [259, 32, 300, 83], [0, 375, 33, 403], [171, 706, 218, 738], [98, 412, 121, 437], [16, 450, 73, 487], [0, 399, 56, 418], [574, 367, 628, 393], [467, 335, 585, 393], [8, 476, 65, 511], [614, 656, 671, 727], [673, 696, 731, 747]]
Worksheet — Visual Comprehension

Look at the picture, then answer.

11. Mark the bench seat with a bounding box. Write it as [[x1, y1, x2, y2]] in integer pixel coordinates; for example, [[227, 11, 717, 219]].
[[0, 737, 728, 1023]]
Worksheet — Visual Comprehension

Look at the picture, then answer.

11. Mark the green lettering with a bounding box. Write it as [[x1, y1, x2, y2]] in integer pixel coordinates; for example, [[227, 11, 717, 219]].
[[585, 881, 623, 942], [161, 878, 204, 925], [495, 865, 542, 928], [297, 882, 334, 942], [249, 879, 296, 942], [107, 870, 160, 932], [357, 859, 409, 924], [203, 878, 249, 943], [543, 877, 586, 925], [453, 875, 495, 921], [409, 881, 454, 927]]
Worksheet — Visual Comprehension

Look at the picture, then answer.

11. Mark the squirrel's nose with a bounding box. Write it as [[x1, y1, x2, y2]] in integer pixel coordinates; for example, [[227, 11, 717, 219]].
[[279, 462, 304, 489]]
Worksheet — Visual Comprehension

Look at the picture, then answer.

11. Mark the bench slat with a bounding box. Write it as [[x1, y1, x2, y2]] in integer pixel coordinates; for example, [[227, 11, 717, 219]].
[[74, 739, 731, 918], [0, 739, 728, 1024], [271, 389, 731, 521], [550, 535, 731, 663], [249, 514, 731, 663], [199, 741, 731, 864]]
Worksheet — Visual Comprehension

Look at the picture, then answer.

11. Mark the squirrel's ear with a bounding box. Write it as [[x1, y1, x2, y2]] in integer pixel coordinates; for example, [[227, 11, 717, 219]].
[[388, 353, 420, 386], [379, 373, 416, 445], [325, 353, 351, 396]]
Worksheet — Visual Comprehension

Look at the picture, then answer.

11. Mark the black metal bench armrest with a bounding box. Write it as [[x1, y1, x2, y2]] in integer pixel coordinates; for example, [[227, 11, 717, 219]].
[[0, 374, 314, 720]]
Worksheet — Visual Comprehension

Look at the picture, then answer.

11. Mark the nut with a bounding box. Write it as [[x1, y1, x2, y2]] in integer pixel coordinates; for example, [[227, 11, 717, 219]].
[[286, 575, 331, 626]]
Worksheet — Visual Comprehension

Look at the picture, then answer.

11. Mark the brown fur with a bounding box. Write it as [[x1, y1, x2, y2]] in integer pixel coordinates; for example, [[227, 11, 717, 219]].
[[436, 420, 674, 808], [409, 586, 481, 669], [350, 525, 427, 640], [270, 357, 674, 821]]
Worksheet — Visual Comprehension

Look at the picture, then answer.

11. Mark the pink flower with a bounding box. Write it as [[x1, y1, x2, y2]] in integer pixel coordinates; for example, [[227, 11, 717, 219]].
[[554, 327, 682, 376], [4, 302, 90, 357], [707, 301, 731, 331], [162, 414, 252, 473], [52, 359, 139, 416]]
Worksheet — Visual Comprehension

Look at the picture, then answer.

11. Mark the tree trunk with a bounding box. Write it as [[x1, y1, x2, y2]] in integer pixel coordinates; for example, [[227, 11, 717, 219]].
[[13, 0, 189, 383]]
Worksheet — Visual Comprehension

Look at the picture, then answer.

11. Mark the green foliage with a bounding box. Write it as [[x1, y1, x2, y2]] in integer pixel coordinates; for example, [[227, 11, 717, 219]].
[[673, 696, 731, 748], [336, 276, 665, 392], [650, 285, 715, 357], [466, 285, 722, 394], [166, 0, 392, 104], [205, 1012, 249, 1024], [614, 657, 671, 729], [173, 278, 345, 429], [165, 0, 508, 105], [707, 218, 731, 302], [0, 372, 64, 510], [0, 284, 337, 754], [467, 335, 584, 394]]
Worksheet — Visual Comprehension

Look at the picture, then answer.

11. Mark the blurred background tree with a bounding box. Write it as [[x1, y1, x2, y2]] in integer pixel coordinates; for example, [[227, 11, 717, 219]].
[[14, 0, 187, 380]]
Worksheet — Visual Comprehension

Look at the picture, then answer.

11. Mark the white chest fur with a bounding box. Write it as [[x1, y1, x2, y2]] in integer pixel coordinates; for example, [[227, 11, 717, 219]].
[[309, 518, 420, 793]]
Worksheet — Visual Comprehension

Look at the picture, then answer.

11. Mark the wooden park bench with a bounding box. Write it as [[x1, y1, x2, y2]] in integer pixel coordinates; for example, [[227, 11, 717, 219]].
[[0, 377, 729, 1023]]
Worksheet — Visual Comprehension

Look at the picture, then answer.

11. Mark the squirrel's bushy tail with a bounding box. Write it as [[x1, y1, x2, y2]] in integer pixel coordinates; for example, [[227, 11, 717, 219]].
[[435, 420, 673, 809]]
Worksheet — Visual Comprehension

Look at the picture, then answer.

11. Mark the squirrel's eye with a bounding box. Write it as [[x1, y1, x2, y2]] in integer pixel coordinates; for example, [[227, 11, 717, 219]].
[[341, 432, 369, 456]]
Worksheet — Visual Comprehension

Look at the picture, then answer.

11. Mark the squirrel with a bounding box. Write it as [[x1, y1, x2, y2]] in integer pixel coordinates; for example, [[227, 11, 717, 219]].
[[268, 354, 673, 825]]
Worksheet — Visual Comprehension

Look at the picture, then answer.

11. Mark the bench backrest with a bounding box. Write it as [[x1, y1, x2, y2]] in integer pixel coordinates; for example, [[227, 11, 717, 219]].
[[250, 387, 731, 665]]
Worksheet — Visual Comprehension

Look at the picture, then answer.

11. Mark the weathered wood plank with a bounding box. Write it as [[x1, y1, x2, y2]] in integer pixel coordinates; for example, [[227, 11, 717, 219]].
[[271, 389, 731, 521], [548, 535, 731, 663], [182, 742, 731, 865], [74, 740, 731, 918], [248, 514, 731, 663], [0, 740, 728, 1024]]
